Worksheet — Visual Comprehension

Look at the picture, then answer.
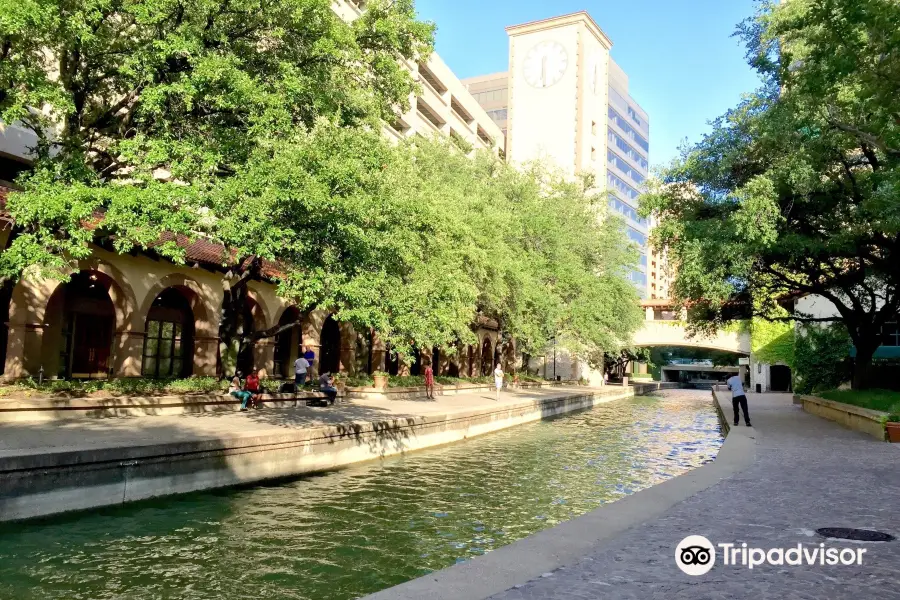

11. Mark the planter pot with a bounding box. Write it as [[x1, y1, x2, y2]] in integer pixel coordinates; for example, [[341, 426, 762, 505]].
[[886, 422, 900, 443], [373, 375, 388, 390]]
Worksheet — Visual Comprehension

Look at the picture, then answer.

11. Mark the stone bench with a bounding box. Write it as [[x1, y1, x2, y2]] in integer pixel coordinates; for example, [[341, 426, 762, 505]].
[[0, 390, 345, 421]]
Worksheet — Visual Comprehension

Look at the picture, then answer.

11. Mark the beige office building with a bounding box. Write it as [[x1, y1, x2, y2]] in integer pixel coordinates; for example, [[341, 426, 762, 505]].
[[464, 11, 652, 297]]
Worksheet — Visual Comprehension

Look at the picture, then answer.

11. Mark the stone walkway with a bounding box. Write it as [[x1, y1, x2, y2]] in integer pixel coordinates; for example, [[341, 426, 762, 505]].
[[0, 385, 601, 458], [486, 392, 900, 600]]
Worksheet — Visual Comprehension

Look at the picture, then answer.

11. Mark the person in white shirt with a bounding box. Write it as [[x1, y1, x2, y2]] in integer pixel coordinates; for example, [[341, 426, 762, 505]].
[[726, 374, 752, 427], [493, 363, 504, 401], [294, 355, 310, 387]]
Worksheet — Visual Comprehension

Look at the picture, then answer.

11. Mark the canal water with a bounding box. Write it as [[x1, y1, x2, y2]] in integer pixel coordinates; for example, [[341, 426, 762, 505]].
[[0, 389, 722, 600]]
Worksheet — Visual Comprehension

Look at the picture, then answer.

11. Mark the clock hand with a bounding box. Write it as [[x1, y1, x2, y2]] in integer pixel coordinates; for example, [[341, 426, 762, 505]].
[[541, 56, 548, 87]]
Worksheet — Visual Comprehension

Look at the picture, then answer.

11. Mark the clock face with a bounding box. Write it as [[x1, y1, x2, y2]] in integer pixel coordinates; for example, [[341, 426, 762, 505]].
[[523, 41, 568, 88], [588, 51, 603, 95]]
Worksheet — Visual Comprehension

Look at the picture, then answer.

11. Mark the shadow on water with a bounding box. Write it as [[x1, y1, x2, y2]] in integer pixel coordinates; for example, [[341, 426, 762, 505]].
[[0, 389, 722, 600]]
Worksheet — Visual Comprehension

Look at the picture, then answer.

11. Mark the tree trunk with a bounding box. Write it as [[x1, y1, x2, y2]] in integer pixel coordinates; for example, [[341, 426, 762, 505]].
[[218, 283, 249, 377], [852, 343, 878, 390]]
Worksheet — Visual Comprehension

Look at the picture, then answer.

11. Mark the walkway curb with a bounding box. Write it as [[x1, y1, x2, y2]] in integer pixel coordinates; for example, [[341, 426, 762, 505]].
[[362, 389, 757, 600]]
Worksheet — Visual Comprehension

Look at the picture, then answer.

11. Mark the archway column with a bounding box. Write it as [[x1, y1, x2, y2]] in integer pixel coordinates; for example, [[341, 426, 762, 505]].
[[339, 322, 355, 374], [194, 335, 219, 377], [113, 331, 145, 377], [2, 323, 41, 379], [254, 339, 275, 378]]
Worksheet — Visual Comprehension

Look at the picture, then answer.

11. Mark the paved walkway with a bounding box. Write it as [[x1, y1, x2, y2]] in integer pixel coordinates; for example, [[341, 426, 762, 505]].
[[0, 386, 601, 458], [485, 392, 900, 600]]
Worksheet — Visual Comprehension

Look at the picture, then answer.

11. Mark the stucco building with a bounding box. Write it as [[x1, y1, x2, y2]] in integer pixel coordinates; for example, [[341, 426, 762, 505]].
[[0, 0, 508, 382]]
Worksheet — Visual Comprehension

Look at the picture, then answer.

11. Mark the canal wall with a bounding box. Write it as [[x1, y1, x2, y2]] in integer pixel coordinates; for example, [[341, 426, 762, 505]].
[[0, 384, 675, 523]]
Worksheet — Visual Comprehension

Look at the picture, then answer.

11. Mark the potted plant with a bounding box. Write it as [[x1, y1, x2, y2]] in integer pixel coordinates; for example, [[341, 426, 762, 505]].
[[373, 371, 389, 390], [885, 415, 900, 443]]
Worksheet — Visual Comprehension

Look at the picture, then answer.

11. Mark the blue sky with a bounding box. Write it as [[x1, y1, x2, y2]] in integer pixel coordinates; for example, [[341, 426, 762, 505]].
[[415, 0, 764, 168]]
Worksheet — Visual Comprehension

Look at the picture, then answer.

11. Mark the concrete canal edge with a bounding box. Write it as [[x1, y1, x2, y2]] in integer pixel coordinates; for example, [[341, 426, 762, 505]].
[[362, 388, 757, 600], [0, 385, 671, 523]]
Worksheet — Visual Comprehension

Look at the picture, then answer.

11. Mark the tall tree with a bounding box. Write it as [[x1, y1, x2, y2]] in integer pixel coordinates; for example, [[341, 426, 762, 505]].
[[406, 139, 644, 366], [642, 0, 900, 388], [0, 0, 434, 370]]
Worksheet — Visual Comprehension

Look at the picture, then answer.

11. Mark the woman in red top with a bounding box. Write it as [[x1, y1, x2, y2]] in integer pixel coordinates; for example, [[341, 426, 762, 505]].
[[424, 360, 435, 400], [245, 369, 262, 409]]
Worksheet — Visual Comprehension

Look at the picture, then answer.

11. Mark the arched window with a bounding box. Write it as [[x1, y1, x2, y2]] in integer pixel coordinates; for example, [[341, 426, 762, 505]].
[[143, 288, 194, 378]]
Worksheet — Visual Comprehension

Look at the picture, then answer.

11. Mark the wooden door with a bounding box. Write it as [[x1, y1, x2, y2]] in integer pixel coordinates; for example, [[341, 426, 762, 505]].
[[70, 313, 113, 377]]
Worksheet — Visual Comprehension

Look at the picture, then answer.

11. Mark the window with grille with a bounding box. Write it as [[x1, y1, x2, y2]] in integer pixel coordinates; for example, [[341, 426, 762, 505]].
[[143, 320, 185, 378]]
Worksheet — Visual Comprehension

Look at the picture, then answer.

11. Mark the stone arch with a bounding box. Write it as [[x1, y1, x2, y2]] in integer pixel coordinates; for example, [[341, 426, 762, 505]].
[[467, 344, 475, 377], [40, 270, 128, 378], [136, 273, 216, 338], [9, 260, 136, 333], [245, 288, 272, 332]]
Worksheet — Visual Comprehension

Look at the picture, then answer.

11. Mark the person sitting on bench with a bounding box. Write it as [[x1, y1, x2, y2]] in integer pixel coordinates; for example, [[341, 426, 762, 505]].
[[319, 371, 338, 405], [245, 369, 263, 409], [230, 371, 254, 412]]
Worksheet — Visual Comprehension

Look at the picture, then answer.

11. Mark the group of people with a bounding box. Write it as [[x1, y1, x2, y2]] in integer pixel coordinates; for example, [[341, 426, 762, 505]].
[[230, 355, 508, 410], [227, 354, 340, 411], [229, 369, 263, 411]]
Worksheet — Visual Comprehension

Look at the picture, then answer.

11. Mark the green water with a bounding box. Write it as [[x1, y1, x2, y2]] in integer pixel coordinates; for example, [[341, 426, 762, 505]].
[[0, 390, 722, 600]]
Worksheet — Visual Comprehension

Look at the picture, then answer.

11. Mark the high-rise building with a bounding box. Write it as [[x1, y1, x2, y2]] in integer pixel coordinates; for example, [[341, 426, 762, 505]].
[[464, 11, 651, 297]]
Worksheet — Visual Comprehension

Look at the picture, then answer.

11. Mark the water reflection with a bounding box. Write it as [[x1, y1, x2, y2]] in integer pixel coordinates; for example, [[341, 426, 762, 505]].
[[0, 390, 722, 600]]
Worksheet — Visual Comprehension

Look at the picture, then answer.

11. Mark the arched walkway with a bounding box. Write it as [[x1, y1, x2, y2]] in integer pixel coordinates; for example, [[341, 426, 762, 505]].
[[385, 341, 400, 376], [481, 337, 493, 376], [409, 346, 422, 376], [44, 272, 117, 378], [2, 262, 139, 378], [431, 346, 441, 375], [320, 315, 341, 374], [236, 296, 267, 375], [273, 307, 303, 378]]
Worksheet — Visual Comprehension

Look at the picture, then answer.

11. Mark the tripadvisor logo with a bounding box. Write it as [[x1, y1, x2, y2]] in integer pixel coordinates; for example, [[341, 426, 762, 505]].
[[675, 535, 715, 576], [675, 536, 868, 575]]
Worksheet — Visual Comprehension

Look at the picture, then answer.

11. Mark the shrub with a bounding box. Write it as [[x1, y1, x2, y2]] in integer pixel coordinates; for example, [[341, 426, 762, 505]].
[[794, 323, 853, 394], [344, 374, 375, 388]]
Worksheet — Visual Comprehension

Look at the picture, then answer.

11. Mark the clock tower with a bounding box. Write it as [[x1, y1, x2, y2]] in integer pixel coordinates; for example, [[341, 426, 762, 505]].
[[506, 12, 613, 177]]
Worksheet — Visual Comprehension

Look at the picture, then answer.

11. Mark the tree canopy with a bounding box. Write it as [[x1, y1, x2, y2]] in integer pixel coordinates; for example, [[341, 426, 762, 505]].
[[0, 0, 643, 374], [641, 0, 900, 388]]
